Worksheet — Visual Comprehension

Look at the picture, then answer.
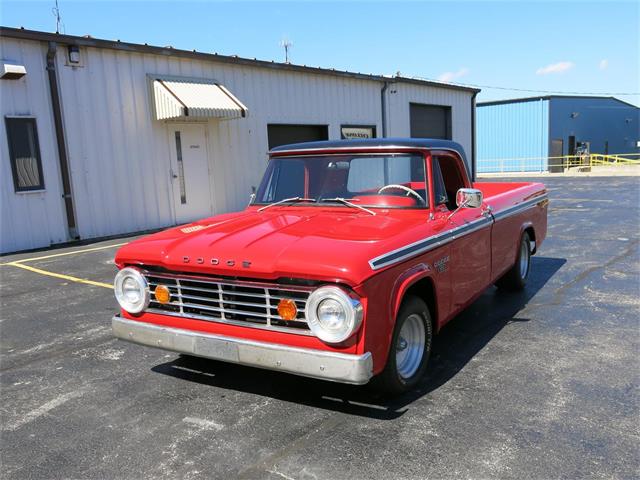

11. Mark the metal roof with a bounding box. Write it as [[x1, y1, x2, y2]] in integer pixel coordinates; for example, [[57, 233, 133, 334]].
[[0, 26, 480, 94], [151, 77, 248, 120], [478, 95, 639, 109]]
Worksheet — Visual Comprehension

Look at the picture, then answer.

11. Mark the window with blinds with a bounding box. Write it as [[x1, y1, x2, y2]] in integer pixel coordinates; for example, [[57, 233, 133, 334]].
[[5, 117, 45, 192]]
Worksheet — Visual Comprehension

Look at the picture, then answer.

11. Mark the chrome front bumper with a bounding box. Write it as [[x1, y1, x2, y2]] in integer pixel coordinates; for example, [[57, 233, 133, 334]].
[[112, 316, 373, 384]]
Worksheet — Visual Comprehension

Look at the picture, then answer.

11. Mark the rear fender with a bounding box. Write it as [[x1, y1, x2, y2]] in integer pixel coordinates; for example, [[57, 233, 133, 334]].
[[519, 221, 536, 255]]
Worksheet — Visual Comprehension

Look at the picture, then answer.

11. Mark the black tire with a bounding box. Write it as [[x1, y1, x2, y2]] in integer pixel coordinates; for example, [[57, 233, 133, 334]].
[[375, 296, 433, 395], [495, 231, 531, 292]]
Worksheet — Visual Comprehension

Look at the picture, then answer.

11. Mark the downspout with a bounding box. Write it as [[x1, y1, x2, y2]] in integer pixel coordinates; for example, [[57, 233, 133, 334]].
[[46, 42, 78, 238], [470, 91, 478, 181], [381, 81, 389, 138]]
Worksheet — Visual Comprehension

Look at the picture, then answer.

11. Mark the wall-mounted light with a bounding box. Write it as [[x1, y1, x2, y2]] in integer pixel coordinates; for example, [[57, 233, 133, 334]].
[[570, 112, 580, 119], [68, 45, 80, 64], [1, 62, 27, 80]]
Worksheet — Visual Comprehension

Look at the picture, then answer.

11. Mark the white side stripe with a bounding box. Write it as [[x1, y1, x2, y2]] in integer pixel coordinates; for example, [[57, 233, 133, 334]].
[[368, 194, 547, 270]]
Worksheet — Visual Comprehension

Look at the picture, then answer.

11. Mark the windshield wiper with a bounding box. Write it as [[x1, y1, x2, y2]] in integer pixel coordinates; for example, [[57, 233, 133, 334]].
[[320, 197, 376, 216], [257, 197, 316, 212]]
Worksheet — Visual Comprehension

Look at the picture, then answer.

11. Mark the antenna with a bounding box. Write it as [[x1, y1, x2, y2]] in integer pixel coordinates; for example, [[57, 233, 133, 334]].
[[280, 38, 293, 63], [52, 0, 62, 34]]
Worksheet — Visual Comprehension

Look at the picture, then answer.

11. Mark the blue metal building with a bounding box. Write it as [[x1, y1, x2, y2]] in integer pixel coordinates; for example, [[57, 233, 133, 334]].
[[477, 96, 640, 173]]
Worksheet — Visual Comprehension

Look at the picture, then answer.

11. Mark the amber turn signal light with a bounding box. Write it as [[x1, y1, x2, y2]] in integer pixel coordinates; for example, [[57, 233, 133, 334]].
[[277, 299, 297, 321], [154, 285, 171, 304]]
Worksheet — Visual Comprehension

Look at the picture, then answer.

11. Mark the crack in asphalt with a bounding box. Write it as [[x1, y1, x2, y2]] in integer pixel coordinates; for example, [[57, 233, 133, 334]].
[[235, 415, 344, 479], [547, 239, 639, 307], [0, 334, 116, 373]]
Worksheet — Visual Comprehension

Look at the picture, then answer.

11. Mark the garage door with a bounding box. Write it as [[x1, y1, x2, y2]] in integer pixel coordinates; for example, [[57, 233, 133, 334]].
[[267, 124, 329, 149], [410, 103, 452, 140]]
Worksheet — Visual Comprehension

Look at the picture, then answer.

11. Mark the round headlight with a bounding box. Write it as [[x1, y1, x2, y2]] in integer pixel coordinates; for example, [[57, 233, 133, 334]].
[[114, 267, 150, 314], [305, 286, 363, 343]]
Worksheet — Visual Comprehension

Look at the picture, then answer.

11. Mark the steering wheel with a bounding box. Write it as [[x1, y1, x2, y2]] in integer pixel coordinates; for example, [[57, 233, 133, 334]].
[[377, 184, 425, 204]]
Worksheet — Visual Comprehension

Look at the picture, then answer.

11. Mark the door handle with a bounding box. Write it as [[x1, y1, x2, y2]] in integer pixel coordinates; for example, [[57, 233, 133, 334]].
[[481, 205, 494, 218]]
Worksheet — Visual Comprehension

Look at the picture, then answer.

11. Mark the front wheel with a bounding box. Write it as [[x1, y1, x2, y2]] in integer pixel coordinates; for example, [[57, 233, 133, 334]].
[[375, 296, 433, 395], [495, 231, 531, 291]]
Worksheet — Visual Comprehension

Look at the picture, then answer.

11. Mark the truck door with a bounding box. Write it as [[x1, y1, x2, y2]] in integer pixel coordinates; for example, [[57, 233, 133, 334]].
[[432, 154, 492, 311]]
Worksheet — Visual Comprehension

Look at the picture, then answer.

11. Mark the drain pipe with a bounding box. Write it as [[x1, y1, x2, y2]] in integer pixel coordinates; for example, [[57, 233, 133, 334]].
[[380, 81, 389, 138], [46, 42, 78, 237]]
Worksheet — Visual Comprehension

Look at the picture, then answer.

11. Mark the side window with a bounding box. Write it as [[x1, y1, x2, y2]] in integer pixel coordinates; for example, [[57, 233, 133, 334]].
[[5, 117, 45, 192], [434, 155, 465, 210], [432, 157, 448, 206]]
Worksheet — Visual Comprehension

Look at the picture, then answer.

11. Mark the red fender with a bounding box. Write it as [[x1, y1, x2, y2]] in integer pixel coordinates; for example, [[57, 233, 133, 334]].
[[389, 263, 438, 330], [519, 221, 535, 256]]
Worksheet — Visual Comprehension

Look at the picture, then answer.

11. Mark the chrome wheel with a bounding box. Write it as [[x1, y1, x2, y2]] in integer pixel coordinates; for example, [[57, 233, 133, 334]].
[[395, 313, 426, 380], [519, 238, 530, 280]]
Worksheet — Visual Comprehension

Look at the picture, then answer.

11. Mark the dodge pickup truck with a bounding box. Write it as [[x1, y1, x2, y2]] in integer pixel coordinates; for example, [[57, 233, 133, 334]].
[[112, 138, 548, 393]]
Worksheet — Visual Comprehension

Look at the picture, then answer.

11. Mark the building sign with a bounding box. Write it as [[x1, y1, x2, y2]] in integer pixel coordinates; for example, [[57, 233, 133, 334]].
[[341, 126, 376, 140]]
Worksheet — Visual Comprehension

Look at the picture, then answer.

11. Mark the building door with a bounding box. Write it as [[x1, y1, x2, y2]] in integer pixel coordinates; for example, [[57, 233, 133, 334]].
[[168, 124, 212, 224], [410, 103, 452, 139], [267, 124, 329, 149], [549, 138, 564, 173], [568, 135, 576, 156]]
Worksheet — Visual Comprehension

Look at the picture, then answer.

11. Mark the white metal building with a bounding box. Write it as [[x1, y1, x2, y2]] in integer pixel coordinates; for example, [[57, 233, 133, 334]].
[[0, 27, 479, 254]]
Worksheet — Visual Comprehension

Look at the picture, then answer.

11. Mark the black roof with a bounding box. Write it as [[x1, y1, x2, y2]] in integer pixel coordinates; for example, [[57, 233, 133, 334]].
[[0, 27, 480, 94], [270, 137, 467, 158], [478, 95, 639, 109]]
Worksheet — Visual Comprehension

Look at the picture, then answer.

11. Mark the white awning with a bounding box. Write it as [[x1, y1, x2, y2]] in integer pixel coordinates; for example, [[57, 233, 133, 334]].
[[151, 77, 248, 121]]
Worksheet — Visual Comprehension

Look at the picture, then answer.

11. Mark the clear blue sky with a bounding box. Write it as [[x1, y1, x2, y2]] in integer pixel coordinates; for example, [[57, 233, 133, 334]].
[[2, 1, 638, 105]]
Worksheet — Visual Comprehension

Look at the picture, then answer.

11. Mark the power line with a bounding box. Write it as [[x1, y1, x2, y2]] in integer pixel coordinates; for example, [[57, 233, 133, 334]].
[[412, 76, 640, 96]]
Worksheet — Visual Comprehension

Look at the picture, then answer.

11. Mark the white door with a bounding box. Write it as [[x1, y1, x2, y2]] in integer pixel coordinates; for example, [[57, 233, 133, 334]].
[[168, 124, 213, 224]]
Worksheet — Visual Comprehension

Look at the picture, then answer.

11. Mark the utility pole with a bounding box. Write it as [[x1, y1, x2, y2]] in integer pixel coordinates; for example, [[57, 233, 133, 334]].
[[280, 39, 292, 63]]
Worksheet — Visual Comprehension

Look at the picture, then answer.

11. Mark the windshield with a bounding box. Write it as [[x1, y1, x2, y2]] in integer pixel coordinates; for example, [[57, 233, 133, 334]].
[[254, 154, 428, 209]]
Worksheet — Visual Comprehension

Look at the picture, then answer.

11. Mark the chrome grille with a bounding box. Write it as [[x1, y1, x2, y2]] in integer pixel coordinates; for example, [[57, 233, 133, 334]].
[[143, 271, 313, 335]]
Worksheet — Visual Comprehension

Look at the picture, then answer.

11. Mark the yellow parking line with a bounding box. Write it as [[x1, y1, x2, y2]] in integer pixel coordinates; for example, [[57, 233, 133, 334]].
[[6, 262, 113, 289], [7, 242, 128, 265]]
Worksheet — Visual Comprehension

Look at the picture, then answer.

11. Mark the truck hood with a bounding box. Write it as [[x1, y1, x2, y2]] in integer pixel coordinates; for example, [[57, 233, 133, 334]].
[[115, 208, 438, 285]]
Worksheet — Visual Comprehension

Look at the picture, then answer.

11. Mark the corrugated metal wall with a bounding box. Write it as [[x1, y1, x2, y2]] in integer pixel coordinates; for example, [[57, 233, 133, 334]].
[[549, 97, 640, 155], [477, 99, 549, 173], [0, 39, 69, 253], [1, 37, 474, 253], [386, 83, 473, 166], [54, 48, 388, 241]]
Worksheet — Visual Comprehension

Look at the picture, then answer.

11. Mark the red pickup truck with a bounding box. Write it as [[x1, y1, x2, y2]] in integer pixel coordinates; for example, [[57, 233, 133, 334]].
[[112, 139, 547, 393]]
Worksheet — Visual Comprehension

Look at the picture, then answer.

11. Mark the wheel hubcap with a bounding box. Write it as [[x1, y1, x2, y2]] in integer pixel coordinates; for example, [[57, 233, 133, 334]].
[[519, 239, 530, 279], [396, 314, 426, 380]]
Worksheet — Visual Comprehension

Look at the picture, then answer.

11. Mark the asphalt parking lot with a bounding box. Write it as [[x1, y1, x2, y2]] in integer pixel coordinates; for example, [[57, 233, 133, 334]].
[[1, 175, 638, 479]]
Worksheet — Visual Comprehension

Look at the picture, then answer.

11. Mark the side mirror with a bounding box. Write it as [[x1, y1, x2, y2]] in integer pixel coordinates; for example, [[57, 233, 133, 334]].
[[455, 188, 483, 209]]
